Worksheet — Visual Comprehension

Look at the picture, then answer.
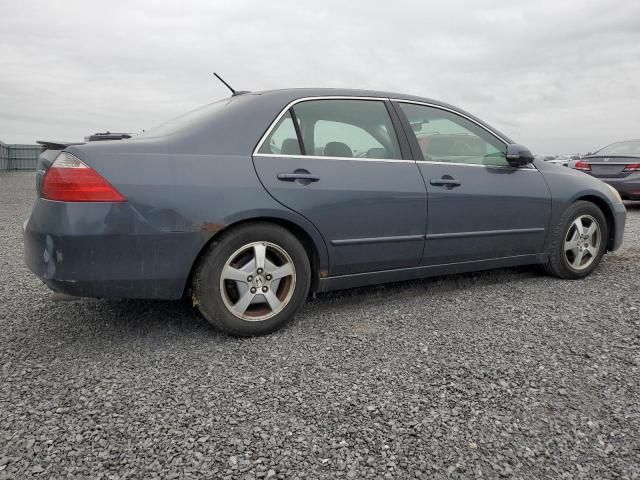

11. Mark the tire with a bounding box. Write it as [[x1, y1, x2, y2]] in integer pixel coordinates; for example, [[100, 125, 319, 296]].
[[543, 201, 608, 279], [193, 222, 311, 336]]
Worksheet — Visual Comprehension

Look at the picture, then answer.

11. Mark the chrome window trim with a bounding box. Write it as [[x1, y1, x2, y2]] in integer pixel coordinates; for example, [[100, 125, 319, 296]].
[[416, 160, 537, 171], [253, 153, 415, 164], [253, 95, 399, 158], [253, 95, 537, 170]]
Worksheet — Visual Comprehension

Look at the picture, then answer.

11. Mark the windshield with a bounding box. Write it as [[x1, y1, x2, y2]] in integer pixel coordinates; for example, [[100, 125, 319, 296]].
[[596, 140, 640, 157], [137, 98, 233, 138]]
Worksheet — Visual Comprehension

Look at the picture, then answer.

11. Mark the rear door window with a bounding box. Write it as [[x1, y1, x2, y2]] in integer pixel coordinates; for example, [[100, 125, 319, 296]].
[[291, 100, 402, 160], [258, 111, 301, 155]]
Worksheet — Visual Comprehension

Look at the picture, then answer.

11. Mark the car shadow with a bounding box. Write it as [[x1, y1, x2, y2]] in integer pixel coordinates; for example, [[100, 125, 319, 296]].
[[310, 265, 538, 309], [22, 263, 538, 351], [24, 253, 625, 351]]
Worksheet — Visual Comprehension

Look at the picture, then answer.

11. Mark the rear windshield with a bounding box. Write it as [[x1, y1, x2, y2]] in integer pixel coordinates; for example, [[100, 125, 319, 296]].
[[137, 98, 233, 138], [596, 141, 640, 156]]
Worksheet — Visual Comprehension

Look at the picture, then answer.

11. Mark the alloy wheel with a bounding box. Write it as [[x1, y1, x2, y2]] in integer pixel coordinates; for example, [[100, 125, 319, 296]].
[[219, 241, 296, 321], [563, 214, 601, 271]]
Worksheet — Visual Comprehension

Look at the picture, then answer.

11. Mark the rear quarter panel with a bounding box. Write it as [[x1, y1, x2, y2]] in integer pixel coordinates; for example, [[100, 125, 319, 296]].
[[63, 137, 329, 297]]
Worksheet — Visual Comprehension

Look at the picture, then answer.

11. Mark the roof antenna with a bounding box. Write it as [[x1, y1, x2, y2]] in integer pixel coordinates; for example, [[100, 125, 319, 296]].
[[213, 72, 249, 96]]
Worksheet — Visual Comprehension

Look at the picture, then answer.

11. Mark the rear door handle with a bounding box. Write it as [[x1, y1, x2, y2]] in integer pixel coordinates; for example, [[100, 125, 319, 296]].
[[430, 177, 461, 187], [277, 173, 320, 182], [277, 169, 320, 186]]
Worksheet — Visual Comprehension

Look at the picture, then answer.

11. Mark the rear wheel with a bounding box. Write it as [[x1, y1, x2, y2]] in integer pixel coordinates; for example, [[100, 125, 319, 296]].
[[193, 223, 311, 336], [543, 201, 608, 279]]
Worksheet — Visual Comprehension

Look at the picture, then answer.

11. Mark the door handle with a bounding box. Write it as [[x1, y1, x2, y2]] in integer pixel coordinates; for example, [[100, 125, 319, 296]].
[[277, 173, 320, 182], [277, 168, 320, 186], [430, 177, 461, 187]]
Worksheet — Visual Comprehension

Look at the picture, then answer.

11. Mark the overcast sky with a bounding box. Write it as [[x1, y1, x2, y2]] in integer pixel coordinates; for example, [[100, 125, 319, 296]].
[[1, 0, 639, 153]]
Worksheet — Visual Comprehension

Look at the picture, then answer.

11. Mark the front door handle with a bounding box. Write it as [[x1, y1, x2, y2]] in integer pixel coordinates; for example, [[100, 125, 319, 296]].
[[430, 177, 461, 187]]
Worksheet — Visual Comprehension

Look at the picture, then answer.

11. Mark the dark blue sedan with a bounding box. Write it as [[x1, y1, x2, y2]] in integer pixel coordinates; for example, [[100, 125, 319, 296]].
[[24, 89, 627, 335]]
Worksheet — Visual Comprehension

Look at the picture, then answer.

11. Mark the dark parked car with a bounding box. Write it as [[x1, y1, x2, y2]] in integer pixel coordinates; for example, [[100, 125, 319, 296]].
[[24, 89, 626, 336], [573, 140, 640, 200]]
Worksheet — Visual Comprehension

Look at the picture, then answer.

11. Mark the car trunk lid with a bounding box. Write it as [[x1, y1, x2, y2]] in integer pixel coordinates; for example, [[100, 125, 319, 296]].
[[583, 155, 640, 178]]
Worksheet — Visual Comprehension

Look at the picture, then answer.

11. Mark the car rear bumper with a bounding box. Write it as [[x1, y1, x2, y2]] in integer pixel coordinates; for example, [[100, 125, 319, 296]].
[[597, 175, 640, 200], [23, 199, 205, 299]]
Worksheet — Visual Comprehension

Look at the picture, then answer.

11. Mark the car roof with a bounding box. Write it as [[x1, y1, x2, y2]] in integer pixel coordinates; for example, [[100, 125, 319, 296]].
[[249, 87, 456, 109], [119, 87, 514, 156]]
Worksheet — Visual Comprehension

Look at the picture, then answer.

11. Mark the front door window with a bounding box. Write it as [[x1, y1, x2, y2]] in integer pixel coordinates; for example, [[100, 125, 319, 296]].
[[398, 103, 508, 167]]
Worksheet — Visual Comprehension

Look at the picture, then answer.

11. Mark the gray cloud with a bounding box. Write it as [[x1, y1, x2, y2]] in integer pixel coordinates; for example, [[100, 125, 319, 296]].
[[1, 0, 639, 154]]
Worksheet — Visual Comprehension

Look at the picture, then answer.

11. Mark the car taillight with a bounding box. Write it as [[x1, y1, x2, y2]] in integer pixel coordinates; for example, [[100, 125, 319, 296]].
[[42, 152, 126, 202], [623, 163, 640, 172], [574, 160, 591, 171]]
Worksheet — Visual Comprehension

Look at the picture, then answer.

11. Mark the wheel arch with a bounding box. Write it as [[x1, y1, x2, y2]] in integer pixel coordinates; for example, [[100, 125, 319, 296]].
[[574, 194, 616, 251], [184, 214, 329, 298]]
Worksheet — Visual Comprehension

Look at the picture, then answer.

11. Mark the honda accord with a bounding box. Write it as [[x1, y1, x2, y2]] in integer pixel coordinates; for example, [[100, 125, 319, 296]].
[[24, 88, 627, 335]]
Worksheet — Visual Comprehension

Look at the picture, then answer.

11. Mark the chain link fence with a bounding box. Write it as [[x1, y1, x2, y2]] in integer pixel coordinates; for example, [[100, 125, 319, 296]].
[[0, 143, 41, 171]]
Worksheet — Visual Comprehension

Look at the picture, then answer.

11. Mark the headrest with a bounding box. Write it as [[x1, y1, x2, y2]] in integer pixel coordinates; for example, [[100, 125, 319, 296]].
[[324, 141, 353, 158], [281, 138, 301, 155]]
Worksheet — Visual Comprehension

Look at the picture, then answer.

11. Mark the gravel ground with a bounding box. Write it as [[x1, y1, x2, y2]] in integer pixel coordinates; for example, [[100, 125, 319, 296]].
[[1, 170, 639, 479]]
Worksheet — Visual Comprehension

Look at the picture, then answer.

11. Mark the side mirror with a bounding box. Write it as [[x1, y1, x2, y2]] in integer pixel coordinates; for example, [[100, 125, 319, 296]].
[[506, 144, 535, 167]]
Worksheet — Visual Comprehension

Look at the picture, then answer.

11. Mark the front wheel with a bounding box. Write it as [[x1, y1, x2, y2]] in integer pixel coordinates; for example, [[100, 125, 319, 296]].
[[543, 201, 608, 279], [193, 223, 311, 336]]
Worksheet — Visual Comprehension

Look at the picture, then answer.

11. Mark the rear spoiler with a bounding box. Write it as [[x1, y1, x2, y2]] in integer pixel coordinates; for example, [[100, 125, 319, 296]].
[[37, 132, 132, 152], [84, 132, 132, 141], [36, 140, 84, 152]]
